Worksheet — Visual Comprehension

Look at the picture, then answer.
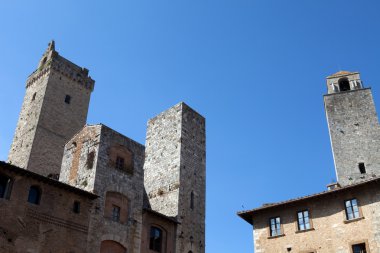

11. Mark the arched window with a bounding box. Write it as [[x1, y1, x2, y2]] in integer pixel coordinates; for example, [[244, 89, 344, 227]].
[[0, 174, 13, 199], [338, 78, 350, 92], [149, 226, 163, 252], [28, 186, 41, 205], [100, 240, 126, 253]]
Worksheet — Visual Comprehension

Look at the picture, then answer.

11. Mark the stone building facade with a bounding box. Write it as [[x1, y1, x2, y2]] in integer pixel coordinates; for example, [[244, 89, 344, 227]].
[[238, 71, 380, 253], [0, 41, 206, 253]]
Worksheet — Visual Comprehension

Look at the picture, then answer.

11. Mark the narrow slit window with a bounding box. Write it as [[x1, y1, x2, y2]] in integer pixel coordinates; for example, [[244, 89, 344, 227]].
[[149, 226, 162, 252], [0, 174, 13, 199], [359, 163, 366, 174], [190, 191, 194, 210], [112, 205, 120, 221], [32, 93, 36, 101]]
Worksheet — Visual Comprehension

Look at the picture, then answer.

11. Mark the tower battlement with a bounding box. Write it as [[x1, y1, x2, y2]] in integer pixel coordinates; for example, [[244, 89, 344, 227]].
[[26, 41, 95, 91]]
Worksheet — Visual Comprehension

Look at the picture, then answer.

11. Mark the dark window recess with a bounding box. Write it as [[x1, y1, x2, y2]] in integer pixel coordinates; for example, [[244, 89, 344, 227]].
[[87, 151, 95, 169], [149, 226, 163, 252], [28, 186, 41, 205], [115, 156, 125, 170], [112, 205, 120, 222], [345, 198, 360, 220], [190, 191, 194, 210], [64, 95, 71, 104], [73, 201, 81, 214], [32, 93, 36, 101], [352, 243, 367, 253], [339, 78, 351, 92], [0, 174, 13, 199], [269, 217, 282, 237], [359, 163, 366, 174], [297, 210, 311, 231]]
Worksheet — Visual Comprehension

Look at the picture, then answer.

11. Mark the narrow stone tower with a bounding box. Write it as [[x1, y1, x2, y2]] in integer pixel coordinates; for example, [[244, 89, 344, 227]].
[[324, 71, 380, 186], [143, 102, 206, 253], [8, 41, 95, 177]]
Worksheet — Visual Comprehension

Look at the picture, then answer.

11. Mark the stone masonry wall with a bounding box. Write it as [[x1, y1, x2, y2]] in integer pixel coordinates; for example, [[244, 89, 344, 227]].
[[8, 42, 94, 177], [252, 182, 380, 253], [143, 102, 206, 253], [60, 124, 145, 253], [324, 88, 380, 185], [0, 163, 94, 253]]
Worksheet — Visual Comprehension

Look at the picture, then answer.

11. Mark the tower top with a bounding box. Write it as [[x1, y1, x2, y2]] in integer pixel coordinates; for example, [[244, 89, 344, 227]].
[[326, 70, 363, 94]]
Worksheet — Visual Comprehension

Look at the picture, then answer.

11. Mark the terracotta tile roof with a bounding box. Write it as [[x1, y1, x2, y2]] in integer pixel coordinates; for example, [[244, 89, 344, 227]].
[[237, 176, 380, 225]]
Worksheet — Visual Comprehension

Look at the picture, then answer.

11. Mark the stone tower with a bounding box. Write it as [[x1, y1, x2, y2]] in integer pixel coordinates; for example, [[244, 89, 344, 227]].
[[143, 102, 206, 253], [8, 41, 95, 177], [324, 71, 380, 186]]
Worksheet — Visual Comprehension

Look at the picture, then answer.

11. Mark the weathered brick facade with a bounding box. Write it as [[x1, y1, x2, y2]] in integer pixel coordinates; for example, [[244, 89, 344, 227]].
[[238, 71, 380, 253], [1, 42, 206, 253]]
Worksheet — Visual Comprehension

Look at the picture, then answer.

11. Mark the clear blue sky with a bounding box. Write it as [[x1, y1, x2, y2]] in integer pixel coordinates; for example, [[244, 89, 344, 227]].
[[1, 1, 380, 252]]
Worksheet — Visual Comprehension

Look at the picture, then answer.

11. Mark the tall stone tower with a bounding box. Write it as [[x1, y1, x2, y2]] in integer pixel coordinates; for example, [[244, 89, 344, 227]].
[[324, 71, 380, 186], [143, 102, 206, 253], [8, 41, 95, 177]]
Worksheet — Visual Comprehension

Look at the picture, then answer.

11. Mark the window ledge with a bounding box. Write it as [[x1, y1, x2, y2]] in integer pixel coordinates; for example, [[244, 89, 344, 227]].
[[344, 216, 364, 224], [295, 228, 315, 234], [267, 234, 285, 239]]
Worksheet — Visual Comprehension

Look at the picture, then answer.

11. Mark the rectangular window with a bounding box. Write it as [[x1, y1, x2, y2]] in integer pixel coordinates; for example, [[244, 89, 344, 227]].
[[345, 198, 360, 220], [358, 163, 366, 174], [115, 156, 125, 170], [112, 205, 120, 222], [352, 243, 367, 253], [149, 226, 163, 252], [269, 217, 282, 237], [64, 95, 71, 104], [297, 210, 311, 231], [73, 201, 80, 214]]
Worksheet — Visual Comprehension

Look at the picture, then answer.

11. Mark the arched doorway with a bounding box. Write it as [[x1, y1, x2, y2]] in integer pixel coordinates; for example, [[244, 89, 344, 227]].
[[100, 240, 126, 253]]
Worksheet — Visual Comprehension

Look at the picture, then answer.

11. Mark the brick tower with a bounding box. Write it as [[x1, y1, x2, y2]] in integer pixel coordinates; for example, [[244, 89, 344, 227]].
[[324, 71, 380, 186], [143, 102, 206, 253], [8, 41, 95, 177]]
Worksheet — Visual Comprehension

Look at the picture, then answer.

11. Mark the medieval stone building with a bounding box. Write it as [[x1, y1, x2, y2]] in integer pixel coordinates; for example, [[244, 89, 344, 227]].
[[0, 41, 206, 253], [238, 71, 380, 253]]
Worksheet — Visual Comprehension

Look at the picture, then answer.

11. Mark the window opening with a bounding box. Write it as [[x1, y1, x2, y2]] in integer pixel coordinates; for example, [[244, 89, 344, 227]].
[[87, 151, 95, 169], [28, 186, 41, 205], [149, 226, 163, 252], [64, 95, 71, 104], [112, 205, 120, 222], [73, 201, 81, 214], [297, 210, 311, 231], [269, 217, 282, 237], [345, 198, 360, 220], [190, 191, 194, 210], [115, 156, 125, 170], [352, 243, 367, 253], [0, 174, 13, 199], [338, 78, 351, 92], [359, 163, 366, 174], [32, 93, 36, 101]]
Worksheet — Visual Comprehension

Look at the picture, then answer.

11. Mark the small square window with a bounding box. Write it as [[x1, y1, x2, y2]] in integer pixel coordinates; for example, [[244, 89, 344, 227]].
[[345, 198, 360, 220], [65, 95, 71, 104], [73, 201, 80, 214], [269, 217, 282, 237], [112, 205, 120, 222]]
